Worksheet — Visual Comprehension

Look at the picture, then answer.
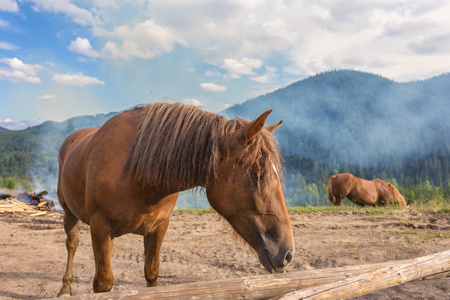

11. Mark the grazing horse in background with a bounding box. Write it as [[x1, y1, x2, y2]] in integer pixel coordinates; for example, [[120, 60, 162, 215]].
[[57, 102, 294, 296], [327, 173, 407, 207]]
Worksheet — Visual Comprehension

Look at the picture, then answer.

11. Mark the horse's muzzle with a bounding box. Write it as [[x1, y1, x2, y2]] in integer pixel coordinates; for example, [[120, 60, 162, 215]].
[[259, 245, 295, 273]]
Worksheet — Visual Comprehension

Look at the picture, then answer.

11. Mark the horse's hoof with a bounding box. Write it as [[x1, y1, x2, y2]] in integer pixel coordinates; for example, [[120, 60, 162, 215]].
[[57, 293, 71, 297], [57, 290, 71, 297]]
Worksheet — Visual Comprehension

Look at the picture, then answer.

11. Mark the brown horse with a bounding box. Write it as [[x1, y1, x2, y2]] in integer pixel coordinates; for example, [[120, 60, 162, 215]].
[[327, 173, 407, 207], [57, 102, 294, 296]]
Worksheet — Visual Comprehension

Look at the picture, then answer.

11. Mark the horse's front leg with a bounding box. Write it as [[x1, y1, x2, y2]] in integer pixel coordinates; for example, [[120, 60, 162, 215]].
[[58, 209, 80, 297], [90, 218, 115, 293], [143, 218, 170, 287]]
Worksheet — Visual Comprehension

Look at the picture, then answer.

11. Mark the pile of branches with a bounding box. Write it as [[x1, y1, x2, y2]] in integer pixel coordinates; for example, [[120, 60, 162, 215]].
[[0, 191, 56, 216]]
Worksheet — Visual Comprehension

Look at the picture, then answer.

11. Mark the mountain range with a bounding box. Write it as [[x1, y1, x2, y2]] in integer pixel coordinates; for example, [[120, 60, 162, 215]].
[[223, 70, 449, 203], [225, 70, 449, 170], [1, 70, 448, 206]]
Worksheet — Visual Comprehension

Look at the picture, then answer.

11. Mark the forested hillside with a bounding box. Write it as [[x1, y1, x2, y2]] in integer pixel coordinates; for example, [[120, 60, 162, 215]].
[[224, 70, 450, 205], [0, 112, 117, 191], [1, 70, 449, 207]]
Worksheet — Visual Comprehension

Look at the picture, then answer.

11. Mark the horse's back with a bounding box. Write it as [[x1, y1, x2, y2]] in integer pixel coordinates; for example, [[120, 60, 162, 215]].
[[332, 173, 379, 206]]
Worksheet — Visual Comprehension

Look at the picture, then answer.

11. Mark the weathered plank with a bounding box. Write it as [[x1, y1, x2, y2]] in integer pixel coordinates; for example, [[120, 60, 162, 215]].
[[274, 249, 450, 300], [42, 251, 450, 300]]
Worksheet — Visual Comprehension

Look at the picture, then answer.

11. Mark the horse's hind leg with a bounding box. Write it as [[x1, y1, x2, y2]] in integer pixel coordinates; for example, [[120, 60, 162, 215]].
[[143, 217, 170, 287], [58, 209, 80, 297]]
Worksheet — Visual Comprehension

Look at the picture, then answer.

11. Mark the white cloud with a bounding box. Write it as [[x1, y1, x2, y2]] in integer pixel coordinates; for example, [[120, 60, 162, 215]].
[[28, 0, 99, 26], [0, 0, 18, 12], [141, 1, 450, 81], [0, 119, 38, 130], [102, 19, 187, 59], [409, 33, 450, 55], [144, 1, 301, 58], [0, 41, 18, 50], [37, 94, 56, 100], [51, 73, 105, 86], [0, 18, 9, 27], [200, 83, 227, 92], [220, 57, 263, 79], [1, 57, 42, 75], [0, 57, 42, 83], [204, 69, 222, 78], [91, 0, 118, 9], [68, 37, 100, 58], [251, 66, 278, 84], [6, 0, 450, 89], [182, 98, 202, 106]]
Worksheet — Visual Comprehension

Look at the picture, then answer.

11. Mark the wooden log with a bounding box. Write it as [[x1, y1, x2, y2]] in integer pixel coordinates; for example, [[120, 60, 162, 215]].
[[274, 249, 450, 300], [30, 211, 47, 217], [0, 198, 45, 214], [42, 251, 450, 300]]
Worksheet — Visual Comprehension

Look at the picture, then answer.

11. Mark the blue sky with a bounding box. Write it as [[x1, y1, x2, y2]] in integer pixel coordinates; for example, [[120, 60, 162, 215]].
[[1, 0, 450, 129]]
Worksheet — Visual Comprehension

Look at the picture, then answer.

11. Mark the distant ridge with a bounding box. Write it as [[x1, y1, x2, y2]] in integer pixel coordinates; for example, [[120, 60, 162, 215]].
[[1, 71, 448, 206], [25, 111, 118, 136], [0, 126, 9, 132], [25, 103, 146, 136], [224, 69, 449, 198]]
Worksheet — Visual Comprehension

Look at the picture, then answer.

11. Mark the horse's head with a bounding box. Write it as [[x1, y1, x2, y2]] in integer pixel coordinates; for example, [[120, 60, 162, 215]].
[[206, 110, 294, 273], [388, 183, 408, 207]]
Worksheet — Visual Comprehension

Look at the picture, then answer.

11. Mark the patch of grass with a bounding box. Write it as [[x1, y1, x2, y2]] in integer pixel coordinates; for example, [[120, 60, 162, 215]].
[[349, 250, 360, 260], [408, 200, 450, 211], [347, 243, 356, 248], [288, 201, 450, 215], [288, 205, 360, 214], [389, 228, 450, 243], [172, 200, 450, 215], [287, 205, 399, 215], [174, 208, 215, 214]]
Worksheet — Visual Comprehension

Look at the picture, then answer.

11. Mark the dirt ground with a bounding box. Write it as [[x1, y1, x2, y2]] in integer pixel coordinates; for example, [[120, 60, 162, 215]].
[[0, 209, 449, 300]]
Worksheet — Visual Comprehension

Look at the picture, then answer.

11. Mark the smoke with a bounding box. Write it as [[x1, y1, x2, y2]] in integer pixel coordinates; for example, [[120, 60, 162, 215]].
[[26, 133, 60, 209], [24, 109, 214, 210], [25, 112, 117, 209], [224, 70, 450, 171], [23, 71, 449, 209]]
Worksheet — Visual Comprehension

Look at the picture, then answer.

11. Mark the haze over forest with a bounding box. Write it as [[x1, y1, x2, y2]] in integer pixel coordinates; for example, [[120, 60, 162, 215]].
[[0, 70, 449, 207]]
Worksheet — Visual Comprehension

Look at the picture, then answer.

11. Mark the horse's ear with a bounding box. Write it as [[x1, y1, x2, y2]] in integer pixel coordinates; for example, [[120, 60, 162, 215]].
[[246, 109, 272, 142], [266, 120, 283, 133]]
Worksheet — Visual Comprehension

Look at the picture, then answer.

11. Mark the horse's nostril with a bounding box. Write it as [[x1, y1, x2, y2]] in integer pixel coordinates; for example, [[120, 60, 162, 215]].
[[284, 248, 294, 265]]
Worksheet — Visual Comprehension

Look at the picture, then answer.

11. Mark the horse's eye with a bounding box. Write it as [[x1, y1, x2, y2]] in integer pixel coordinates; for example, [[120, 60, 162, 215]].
[[250, 171, 265, 183], [250, 172, 258, 182]]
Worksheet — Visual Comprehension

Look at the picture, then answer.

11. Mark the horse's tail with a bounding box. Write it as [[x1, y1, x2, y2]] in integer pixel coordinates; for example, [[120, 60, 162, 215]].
[[328, 175, 336, 205]]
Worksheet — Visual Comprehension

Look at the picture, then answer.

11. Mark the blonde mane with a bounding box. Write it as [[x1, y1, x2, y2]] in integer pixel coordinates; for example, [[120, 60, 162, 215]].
[[390, 184, 407, 207], [122, 102, 283, 192]]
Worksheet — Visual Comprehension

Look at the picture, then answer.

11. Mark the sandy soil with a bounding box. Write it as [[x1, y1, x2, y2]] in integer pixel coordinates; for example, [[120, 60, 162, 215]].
[[0, 209, 449, 300]]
